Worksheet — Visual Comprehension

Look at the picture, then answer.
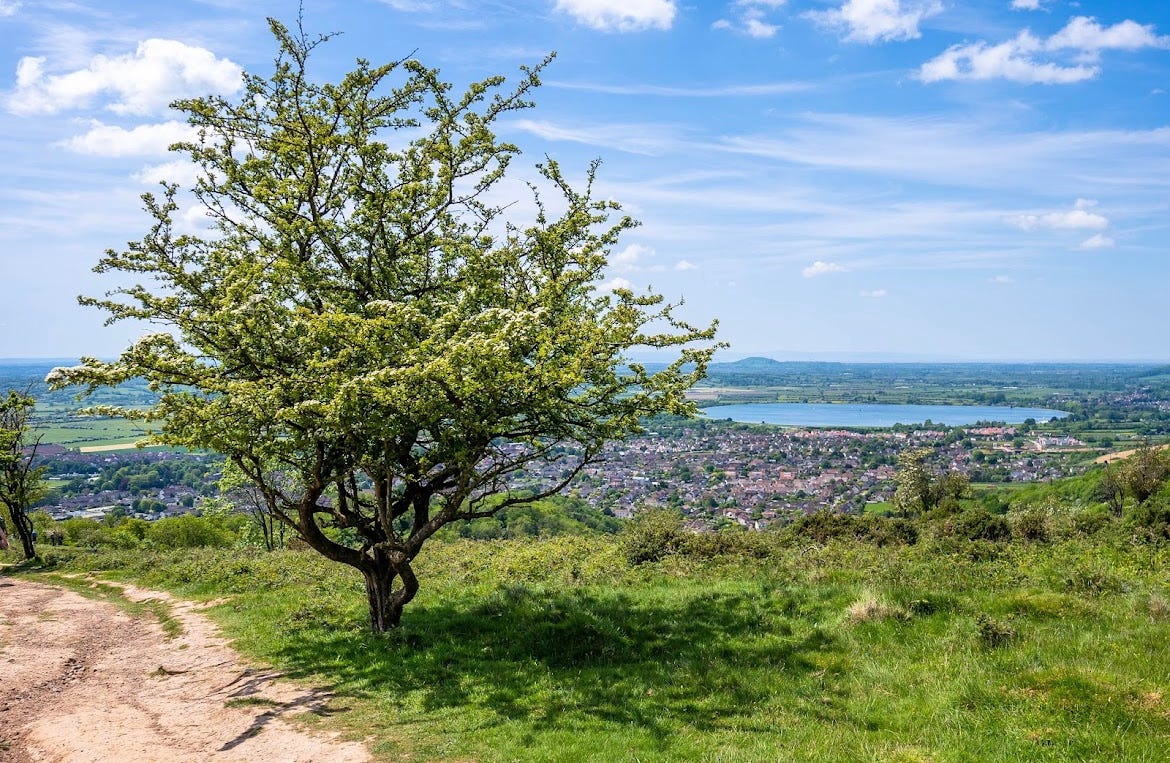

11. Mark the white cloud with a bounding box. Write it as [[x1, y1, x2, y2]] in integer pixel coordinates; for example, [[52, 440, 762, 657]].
[[1047, 16, 1170, 55], [675, 259, 698, 271], [1009, 202, 1109, 231], [803, 260, 848, 277], [554, 0, 676, 32], [919, 16, 1170, 84], [61, 120, 197, 157], [990, 275, 1015, 284], [919, 32, 1097, 84], [807, 0, 943, 44], [177, 203, 214, 234], [600, 276, 634, 292], [1010, 0, 1043, 10], [0, 1, 20, 17], [7, 38, 241, 116], [609, 243, 671, 273], [860, 288, 887, 297], [611, 243, 653, 271], [715, 1, 785, 39], [1080, 234, 1116, 249], [744, 18, 780, 39], [132, 159, 202, 187]]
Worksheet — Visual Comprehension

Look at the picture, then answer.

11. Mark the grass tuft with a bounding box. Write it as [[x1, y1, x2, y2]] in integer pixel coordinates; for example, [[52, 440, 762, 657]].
[[845, 590, 907, 623]]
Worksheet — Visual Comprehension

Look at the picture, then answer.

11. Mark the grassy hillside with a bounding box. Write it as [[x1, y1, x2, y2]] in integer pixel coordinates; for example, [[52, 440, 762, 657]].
[[16, 511, 1170, 762]]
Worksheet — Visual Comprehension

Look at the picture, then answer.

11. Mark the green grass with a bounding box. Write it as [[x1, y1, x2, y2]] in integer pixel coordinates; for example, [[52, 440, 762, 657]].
[[14, 536, 1170, 761]]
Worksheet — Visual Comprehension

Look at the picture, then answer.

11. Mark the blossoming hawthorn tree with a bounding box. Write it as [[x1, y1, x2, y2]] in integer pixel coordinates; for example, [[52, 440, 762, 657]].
[[50, 20, 718, 632]]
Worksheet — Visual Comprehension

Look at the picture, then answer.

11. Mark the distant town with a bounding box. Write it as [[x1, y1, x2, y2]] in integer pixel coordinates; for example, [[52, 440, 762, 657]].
[[33, 418, 1088, 531]]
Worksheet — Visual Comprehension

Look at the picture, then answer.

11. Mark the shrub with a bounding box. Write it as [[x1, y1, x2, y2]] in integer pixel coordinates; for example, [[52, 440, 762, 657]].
[[145, 514, 236, 549], [938, 509, 1011, 543], [1062, 565, 1123, 596], [60, 518, 142, 549], [1124, 497, 1170, 542], [1072, 506, 1112, 537], [1012, 511, 1049, 543], [619, 509, 688, 564], [784, 511, 917, 547]]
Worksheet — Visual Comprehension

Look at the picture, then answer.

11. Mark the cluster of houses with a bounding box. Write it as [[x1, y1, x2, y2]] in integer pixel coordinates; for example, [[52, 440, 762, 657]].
[[35, 448, 210, 522], [516, 422, 1088, 529]]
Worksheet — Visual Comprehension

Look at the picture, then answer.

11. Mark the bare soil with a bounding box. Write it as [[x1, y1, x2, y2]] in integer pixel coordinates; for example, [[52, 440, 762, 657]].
[[0, 577, 370, 762], [1094, 443, 1170, 464]]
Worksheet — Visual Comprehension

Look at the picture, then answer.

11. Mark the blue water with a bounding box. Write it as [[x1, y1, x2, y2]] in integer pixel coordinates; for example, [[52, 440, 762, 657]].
[[701, 403, 1069, 428]]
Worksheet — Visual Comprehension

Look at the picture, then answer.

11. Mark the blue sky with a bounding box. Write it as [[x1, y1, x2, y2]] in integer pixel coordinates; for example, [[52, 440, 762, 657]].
[[1, 0, 1168, 361]]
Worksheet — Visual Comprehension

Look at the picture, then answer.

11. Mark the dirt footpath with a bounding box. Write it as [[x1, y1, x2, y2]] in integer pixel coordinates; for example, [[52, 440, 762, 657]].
[[0, 577, 370, 762]]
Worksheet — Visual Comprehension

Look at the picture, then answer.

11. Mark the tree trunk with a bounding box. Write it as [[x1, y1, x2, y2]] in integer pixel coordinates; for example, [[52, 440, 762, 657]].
[[9, 508, 35, 560], [362, 561, 418, 633]]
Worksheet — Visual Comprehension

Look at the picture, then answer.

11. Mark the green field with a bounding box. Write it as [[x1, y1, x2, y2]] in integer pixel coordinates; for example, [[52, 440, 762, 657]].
[[34, 416, 148, 449]]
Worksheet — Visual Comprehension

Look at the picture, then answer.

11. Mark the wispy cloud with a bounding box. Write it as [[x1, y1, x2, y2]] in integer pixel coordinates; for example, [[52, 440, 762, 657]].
[[554, 0, 676, 32], [807, 0, 943, 44], [714, 113, 1170, 194], [546, 80, 812, 97], [511, 118, 685, 155], [859, 288, 887, 297], [0, 1, 20, 17], [1079, 233, 1116, 249], [376, 0, 438, 10]]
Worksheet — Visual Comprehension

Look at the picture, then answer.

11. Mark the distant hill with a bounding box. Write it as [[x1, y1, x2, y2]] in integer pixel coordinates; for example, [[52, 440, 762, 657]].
[[706, 357, 847, 376]]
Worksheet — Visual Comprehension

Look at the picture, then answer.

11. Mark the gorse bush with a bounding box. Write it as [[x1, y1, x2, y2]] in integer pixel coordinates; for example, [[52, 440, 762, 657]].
[[619, 509, 689, 564], [937, 509, 1012, 543], [784, 510, 918, 547], [618, 509, 773, 565], [1124, 496, 1170, 542], [1011, 510, 1050, 543]]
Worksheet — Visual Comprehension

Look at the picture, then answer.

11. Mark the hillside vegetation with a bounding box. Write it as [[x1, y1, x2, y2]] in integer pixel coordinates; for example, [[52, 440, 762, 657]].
[[11, 478, 1170, 762]]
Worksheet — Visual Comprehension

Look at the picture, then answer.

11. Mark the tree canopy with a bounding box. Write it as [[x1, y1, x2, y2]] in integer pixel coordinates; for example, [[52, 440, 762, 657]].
[[50, 20, 718, 631]]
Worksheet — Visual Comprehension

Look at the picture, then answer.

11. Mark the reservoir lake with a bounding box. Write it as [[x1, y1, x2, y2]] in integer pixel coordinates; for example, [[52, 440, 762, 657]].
[[701, 403, 1070, 428]]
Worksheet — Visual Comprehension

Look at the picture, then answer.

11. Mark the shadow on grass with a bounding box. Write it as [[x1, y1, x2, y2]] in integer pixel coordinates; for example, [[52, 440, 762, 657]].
[[266, 584, 846, 741]]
